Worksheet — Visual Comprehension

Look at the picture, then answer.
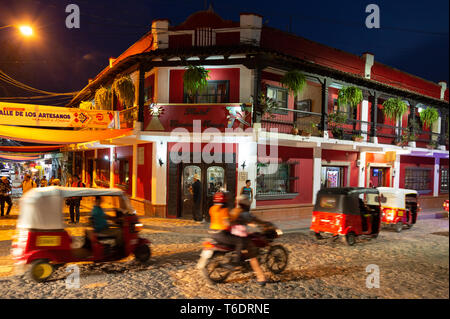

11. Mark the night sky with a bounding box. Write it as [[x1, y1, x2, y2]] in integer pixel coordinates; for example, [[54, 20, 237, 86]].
[[0, 0, 448, 105]]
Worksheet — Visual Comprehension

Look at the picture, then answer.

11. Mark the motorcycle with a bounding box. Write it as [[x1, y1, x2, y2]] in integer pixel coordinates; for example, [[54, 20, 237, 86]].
[[197, 222, 288, 284]]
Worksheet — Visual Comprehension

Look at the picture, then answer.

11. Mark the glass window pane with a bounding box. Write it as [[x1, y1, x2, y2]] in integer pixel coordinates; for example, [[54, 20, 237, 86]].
[[207, 166, 225, 195]]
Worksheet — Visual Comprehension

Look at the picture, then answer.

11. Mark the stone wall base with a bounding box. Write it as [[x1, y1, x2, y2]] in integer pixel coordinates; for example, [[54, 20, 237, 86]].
[[251, 204, 314, 222], [130, 197, 166, 218], [418, 195, 448, 210]]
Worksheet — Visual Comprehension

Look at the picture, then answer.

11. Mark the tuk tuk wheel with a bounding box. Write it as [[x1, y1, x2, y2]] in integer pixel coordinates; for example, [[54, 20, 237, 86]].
[[343, 232, 356, 246], [30, 259, 54, 282], [134, 244, 151, 263], [394, 222, 403, 233], [313, 232, 323, 241], [405, 223, 413, 230]]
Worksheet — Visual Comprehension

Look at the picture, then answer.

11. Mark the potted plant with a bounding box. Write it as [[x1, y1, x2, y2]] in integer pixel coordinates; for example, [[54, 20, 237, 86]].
[[427, 140, 438, 149], [112, 76, 135, 108], [338, 86, 363, 109], [280, 70, 307, 107], [183, 65, 210, 103], [94, 86, 112, 110], [352, 134, 364, 142], [396, 133, 409, 146], [419, 107, 439, 130], [328, 112, 347, 139], [291, 123, 299, 135], [301, 122, 317, 137]]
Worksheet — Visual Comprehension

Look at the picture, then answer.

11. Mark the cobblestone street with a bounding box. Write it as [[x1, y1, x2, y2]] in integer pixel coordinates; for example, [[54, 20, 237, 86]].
[[0, 201, 448, 299]]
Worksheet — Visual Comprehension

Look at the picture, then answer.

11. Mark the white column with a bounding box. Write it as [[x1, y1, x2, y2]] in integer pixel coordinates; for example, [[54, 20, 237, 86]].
[[152, 141, 168, 206], [238, 138, 258, 209], [239, 66, 253, 103], [312, 147, 322, 204], [393, 153, 401, 189], [109, 147, 114, 189], [132, 144, 138, 198], [156, 68, 170, 103], [434, 157, 440, 197], [361, 100, 369, 141], [81, 151, 86, 184], [358, 152, 366, 187], [93, 149, 97, 187]]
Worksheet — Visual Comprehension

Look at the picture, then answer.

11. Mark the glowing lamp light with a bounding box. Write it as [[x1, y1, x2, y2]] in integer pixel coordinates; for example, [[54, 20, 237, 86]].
[[104, 155, 109, 161], [18, 25, 33, 36]]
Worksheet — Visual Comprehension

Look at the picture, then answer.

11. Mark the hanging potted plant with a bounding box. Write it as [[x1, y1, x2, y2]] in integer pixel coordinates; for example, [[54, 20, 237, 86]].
[[382, 98, 408, 122], [183, 65, 210, 103], [280, 70, 307, 108], [94, 86, 112, 110], [337, 86, 363, 109], [112, 76, 135, 108], [419, 107, 439, 130]]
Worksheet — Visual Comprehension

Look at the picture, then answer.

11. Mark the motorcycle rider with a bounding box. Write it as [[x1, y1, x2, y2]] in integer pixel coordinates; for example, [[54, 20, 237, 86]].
[[229, 194, 268, 286], [208, 190, 245, 270]]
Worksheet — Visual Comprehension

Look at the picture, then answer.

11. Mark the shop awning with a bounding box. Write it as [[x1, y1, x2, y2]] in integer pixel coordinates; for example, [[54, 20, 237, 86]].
[[0, 125, 132, 144], [0, 145, 64, 152], [0, 154, 41, 161]]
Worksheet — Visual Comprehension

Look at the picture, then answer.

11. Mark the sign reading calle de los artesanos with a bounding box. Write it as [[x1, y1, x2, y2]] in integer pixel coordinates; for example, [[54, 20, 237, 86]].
[[0, 102, 116, 128]]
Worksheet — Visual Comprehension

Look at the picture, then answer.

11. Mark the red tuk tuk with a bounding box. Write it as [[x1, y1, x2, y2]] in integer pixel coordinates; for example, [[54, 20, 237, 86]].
[[377, 187, 420, 232], [11, 187, 151, 282], [310, 187, 382, 246]]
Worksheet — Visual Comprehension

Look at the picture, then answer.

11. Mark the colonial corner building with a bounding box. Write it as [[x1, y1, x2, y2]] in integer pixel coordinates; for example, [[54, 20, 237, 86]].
[[67, 8, 449, 222]]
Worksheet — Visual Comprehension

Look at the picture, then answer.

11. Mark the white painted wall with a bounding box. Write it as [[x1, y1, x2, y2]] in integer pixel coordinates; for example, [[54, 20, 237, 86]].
[[393, 153, 401, 189], [240, 14, 262, 46], [434, 157, 440, 197], [312, 147, 322, 204], [152, 141, 168, 205], [358, 152, 366, 187], [239, 66, 253, 103], [361, 100, 369, 141], [156, 68, 170, 103], [237, 137, 258, 208]]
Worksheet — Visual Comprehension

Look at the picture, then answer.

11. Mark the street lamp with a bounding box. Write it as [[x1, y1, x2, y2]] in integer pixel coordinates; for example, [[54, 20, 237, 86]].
[[0, 24, 34, 36]]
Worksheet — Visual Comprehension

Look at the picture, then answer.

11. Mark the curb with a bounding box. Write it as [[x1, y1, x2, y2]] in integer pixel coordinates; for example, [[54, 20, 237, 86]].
[[417, 211, 449, 220]]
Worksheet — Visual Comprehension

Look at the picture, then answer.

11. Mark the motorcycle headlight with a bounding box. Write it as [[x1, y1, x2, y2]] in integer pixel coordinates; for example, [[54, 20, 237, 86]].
[[275, 229, 283, 236]]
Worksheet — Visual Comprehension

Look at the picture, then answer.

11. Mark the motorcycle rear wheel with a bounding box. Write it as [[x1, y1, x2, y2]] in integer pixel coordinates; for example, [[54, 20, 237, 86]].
[[265, 245, 288, 274], [202, 253, 232, 284]]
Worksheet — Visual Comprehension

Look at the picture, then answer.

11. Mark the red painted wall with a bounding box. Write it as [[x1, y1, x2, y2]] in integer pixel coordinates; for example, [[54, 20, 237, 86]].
[[256, 146, 314, 206], [322, 149, 359, 187], [136, 143, 152, 201], [169, 34, 192, 48], [169, 68, 240, 103], [399, 155, 435, 195], [216, 32, 240, 46]]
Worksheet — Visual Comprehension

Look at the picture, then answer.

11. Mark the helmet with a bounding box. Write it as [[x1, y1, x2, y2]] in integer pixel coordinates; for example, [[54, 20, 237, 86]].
[[236, 194, 251, 208], [213, 191, 227, 203]]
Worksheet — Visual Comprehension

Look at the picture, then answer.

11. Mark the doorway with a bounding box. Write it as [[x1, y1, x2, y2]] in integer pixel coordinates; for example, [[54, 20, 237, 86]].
[[370, 167, 387, 187]]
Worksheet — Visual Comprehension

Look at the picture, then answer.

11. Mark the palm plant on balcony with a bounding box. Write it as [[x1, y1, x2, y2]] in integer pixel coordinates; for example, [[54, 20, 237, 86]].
[[183, 65, 210, 103], [419, 107, 439, 130], [79, 101, 94, 110], [94, 86, 112, 110], [112, 76, 135, 108], [280, 70, 306, 107]]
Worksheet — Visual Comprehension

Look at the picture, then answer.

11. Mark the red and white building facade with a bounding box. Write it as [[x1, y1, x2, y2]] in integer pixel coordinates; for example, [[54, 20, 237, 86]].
[[68, 9, 449, 221]]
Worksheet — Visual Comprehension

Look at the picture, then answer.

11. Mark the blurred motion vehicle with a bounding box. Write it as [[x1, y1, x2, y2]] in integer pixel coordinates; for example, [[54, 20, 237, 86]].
[[377, 187, 420, 233], [11, 187, 151, 282], [310, 187, 382, 246], [197, 221, 288, 284]]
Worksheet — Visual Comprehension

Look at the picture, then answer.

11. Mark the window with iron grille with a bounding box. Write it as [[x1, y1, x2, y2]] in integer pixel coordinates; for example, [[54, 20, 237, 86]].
[[440, 168, 449, 193], [404, 168, 432, 192], [267, 85, 288, 115], [184, 80, 229, 103], [256, 162, 299, 199]]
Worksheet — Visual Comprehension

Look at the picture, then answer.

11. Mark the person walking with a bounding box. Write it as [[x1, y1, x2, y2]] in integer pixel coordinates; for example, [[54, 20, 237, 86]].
[[19, 174, 36, 195], [69, 175, 85, 224], [0, 177, 13, 217], [40, 176, 48, 187], [191, 174, 202, 221], [240, 180, 254, 204]]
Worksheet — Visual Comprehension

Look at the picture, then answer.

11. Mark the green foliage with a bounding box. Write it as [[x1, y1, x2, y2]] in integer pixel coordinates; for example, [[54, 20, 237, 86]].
[[94, 86, 112, 110], [183, 65, 210, 98], [256, 93, 278, 117], [79, 101, 94, 110], [337, 86, 363, 109], [328, 112, 347, 124], [112, 76, 135, 108], [419, 107, 439, 129], [382, 98, 408, 121], [280, 70, 306, 97]]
